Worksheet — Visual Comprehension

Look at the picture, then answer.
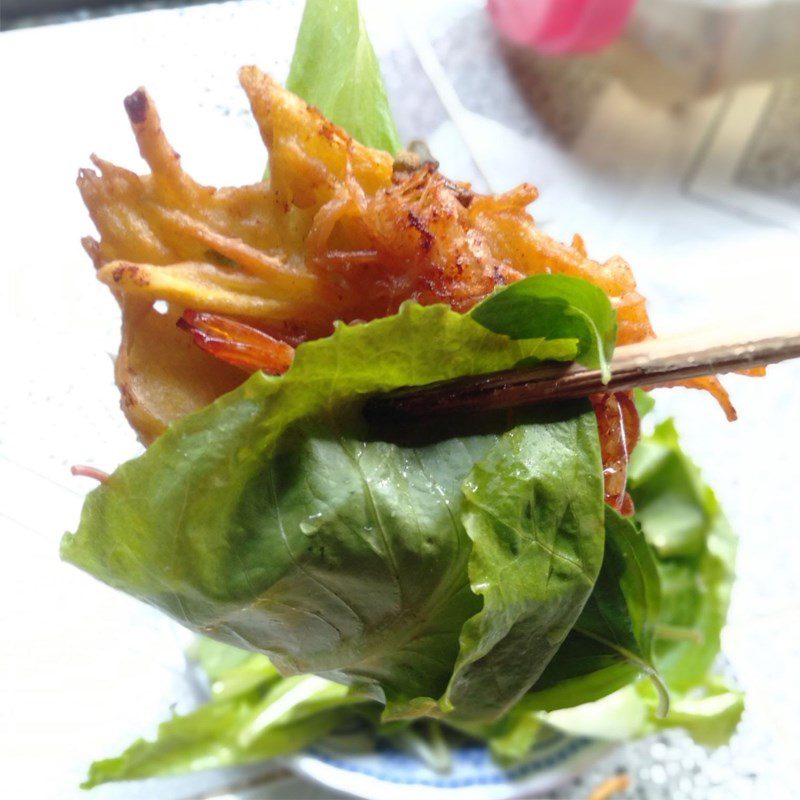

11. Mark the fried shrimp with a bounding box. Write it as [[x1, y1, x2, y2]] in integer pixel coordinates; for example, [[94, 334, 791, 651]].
[[78, 66, 732, 507]]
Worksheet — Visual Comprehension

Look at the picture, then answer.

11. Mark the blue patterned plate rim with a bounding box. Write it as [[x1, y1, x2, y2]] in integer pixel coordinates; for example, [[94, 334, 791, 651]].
[[290, 732, 617, 800]]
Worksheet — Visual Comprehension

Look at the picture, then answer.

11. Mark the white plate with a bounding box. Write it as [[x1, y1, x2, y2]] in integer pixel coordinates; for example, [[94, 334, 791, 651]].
[[291, 732, 616, 800]]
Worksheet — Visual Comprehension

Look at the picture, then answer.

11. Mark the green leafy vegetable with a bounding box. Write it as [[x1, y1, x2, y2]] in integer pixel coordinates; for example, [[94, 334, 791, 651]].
[[576, 510, 661, 677], [189, 638, 281, 701], [539, 676, 743, 748], [79, 415, 743, 788], [632, 387, 655, 418], [287, 0, 401, 154], [189, 637, 257, 682], [63, 302, 597, 723], [628, 419, 738, 691], [83, 650, 368, 789], [441, 404, 605, 721], [388, 721, 454, 773], [638, 678, 743, 748], [537, 420, 742, 745], [463, 507, 665, 761], [530, 508, 665, 714], [470, 275, 618, 382]]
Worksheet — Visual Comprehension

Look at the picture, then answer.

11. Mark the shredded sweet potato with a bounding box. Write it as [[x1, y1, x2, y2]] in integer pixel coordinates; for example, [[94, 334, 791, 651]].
[[79, 67, 734, 507]]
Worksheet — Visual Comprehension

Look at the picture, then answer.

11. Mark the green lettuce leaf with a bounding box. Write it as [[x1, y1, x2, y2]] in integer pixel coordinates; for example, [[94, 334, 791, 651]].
[[79, 412, 742, 786], [460, 507, 664, 762], [539, 677, 743, 748], [629, 419, 737, 689], [287, 0, 401, 154], [63, 301, 604, 723], [530, 508, 665, 712], [470, 275, 618, 382], [635, 678, 744, 748], [537, 419, 742, 745], [632, 387, 655, 418], [83, 662, 367, 789], [439, 403, 605, 721], [188, 638, 281, 701], [575, 510, 661, 674], [189, 636, 261, 681]]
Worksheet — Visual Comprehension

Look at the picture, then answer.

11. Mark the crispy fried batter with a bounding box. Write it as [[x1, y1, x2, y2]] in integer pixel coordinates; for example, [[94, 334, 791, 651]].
[[79, 66, 729, 450], [114, 298, 242, 442]]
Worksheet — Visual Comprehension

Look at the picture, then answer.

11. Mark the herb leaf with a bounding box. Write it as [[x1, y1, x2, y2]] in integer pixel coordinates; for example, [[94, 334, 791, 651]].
[[470, 275, 618, 382], [440, 402, 605, 721]]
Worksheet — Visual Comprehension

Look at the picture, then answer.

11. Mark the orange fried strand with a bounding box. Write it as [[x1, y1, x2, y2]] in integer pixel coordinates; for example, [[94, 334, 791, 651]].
[[177, 311, 294, 374], [656, 375, 737, 422]]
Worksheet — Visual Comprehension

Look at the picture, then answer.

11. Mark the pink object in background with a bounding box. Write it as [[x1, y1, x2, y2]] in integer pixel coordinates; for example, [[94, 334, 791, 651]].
[[488, 0, 638, 54]]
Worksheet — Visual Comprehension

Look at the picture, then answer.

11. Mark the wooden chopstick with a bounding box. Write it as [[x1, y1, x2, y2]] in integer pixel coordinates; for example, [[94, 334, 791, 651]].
[[364, 327, 800, 422]]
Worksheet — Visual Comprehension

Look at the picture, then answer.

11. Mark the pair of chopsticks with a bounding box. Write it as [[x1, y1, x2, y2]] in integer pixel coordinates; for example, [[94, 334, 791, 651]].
[[365, 326, 800, 422]]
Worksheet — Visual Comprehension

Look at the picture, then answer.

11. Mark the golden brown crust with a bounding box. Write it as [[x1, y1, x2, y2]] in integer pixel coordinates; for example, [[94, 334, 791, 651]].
[[80, 67, 729, 441], [114, 299, 242, 443], [238, 66, 394, 205]]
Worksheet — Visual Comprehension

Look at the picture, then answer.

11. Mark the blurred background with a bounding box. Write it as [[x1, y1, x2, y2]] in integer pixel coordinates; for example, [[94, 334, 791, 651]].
[[2, 1, 799, 798]]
